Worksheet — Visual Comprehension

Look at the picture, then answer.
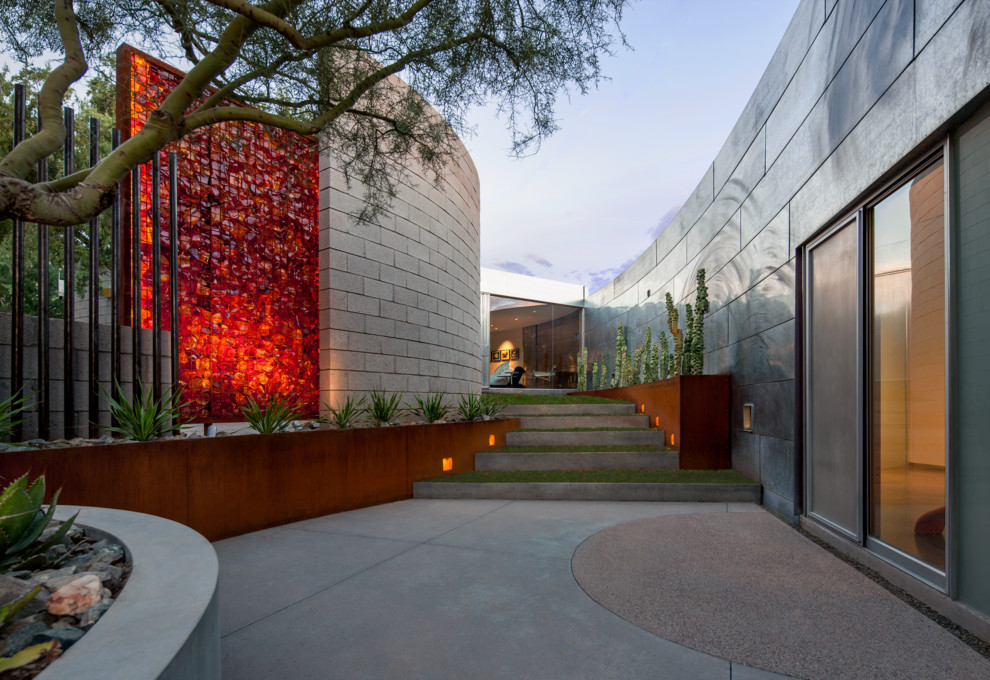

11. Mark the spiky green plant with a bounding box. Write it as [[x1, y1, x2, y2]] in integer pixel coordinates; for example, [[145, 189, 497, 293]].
[[366, 389, 405, 426], [243, 394, 303, 433], [683, 302, 695, 375], [481, 394, 505, 418], [659, 330, 671, 379], [410, 393, 449, 423], [456, 394, 486, 422], [591, 362, 599, 390], [0, 474, 77, 574], [665, 293, 683, 376], [650, 343, 661, 383], [0, 390, 35, 442], [101, 379, 188, 441], [323, 396, 367, 429]]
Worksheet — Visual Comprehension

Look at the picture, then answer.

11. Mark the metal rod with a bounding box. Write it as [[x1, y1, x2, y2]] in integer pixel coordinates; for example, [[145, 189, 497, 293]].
[[37, 105, 50, 440], [63, 106, 75, 439], [110, 129, 121, 427], [88, 117, 100, 437], [169, 152, 180, 429], [11, 84, 25, 441], [132, 164, 142, 394], [152, 153, 162, 403]]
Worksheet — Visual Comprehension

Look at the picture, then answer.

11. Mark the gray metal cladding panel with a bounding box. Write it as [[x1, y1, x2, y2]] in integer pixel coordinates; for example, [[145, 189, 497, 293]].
[[727, 260, 796, 345], [731, 379, 795, 441], [694, 215, 742, 307], [705, 305, 730, 350], [760, 435, 796, 500], [726, 319, 796, 386], [806, 221, 859, 536], [715, 207, 790, 309], [915, 0, 965, 52], [766, 0, 885, 165], [731, 429, 761, 482], [713, 0, 825, 193], [610, 243, 657, 299]]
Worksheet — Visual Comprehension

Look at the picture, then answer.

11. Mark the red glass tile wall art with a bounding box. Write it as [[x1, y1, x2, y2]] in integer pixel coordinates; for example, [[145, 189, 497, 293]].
[[116, 45, 319, 420]]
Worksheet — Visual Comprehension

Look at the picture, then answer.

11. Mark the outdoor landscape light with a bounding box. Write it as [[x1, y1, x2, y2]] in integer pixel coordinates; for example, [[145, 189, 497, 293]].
[[442, 457, 453, 471], [670, 433, 675, 447], [655, 416, 660, 428], [489, 434, 495, 446], [743, 404, 753, 430]]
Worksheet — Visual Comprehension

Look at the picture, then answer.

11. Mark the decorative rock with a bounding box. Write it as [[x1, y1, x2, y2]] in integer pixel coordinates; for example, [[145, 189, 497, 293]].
[[47, 574, 102, 616], [79, 598, 114, 628], [0, 621, 48, 657], [0, 573, 37, 604], [29, 566, 80, 587]]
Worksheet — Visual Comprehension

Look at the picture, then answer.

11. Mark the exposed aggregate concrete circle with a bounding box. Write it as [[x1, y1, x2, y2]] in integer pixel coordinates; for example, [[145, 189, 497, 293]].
[[571, 511, 990, 680]]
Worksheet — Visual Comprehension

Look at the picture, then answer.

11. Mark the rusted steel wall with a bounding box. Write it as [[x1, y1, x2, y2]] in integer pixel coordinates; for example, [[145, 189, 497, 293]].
[[572, 375, 730, 469], [0, 418, 518, 541]]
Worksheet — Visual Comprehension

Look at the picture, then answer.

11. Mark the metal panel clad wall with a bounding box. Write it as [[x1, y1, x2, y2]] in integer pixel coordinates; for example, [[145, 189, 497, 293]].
[[954, 102, 990, 614], [805, 221, 861, 538]]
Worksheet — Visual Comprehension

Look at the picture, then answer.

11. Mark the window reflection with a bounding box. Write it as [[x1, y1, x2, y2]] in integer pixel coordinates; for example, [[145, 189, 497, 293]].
[[870, 161, 946, 570], [488, 296, 581, 389]]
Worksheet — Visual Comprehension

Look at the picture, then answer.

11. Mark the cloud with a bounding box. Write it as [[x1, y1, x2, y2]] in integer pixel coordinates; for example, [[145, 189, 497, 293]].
[[648, 204, 682, 241], [576, 256, 637, 294], [492, 260, 534, 276], [526, 254, 553, 268]]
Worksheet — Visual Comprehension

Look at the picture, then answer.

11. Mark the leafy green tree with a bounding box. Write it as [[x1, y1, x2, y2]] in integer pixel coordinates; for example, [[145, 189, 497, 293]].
[[0, 0, 629, 225]]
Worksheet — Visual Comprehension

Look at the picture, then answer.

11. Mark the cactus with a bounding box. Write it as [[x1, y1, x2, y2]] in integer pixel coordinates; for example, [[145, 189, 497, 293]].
[[591, 362, 599, 390], [577, 347, 588, 390], [683, 302, 695, 375], [659, 331, 670, 379], [650, 343, 661, 382], [612, 325, 626, 388], [691, 269, 709, 375], [0, 474, 77, 574], [665, 293, 682, 376]]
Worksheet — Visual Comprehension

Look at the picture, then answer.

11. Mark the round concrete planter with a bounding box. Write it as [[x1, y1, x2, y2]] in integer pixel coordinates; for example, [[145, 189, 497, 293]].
[[39, 506, 220, 680]]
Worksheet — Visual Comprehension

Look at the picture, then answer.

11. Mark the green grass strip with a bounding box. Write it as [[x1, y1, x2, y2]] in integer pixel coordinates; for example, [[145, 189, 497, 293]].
[[495, 445, 673, 453], [429, 469, 757, 484], [515, 427, 647, 432], [484, 394, 629, 405]]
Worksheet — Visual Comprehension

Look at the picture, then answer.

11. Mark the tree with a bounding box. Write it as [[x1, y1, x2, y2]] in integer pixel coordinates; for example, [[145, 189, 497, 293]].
[[0, 0, 629, 225]]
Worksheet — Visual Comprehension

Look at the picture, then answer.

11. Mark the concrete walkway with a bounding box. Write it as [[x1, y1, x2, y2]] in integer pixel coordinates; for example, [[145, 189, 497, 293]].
[[216, 499, 791, 679], [214, 500, 983, 679]]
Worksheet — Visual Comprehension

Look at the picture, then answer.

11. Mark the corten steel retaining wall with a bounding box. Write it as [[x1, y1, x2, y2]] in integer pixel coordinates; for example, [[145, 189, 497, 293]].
[[0, 418, 517, 541], [582, 0, 990, 517], [572, 375, 730, 470]]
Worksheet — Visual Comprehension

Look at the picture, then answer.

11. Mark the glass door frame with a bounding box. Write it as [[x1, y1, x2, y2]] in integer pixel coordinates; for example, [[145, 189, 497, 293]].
[[801, 141, 955, 593]]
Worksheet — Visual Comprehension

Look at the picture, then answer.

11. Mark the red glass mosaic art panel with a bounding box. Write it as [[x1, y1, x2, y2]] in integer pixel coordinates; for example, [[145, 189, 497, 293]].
[[117, 46, 319, 420]]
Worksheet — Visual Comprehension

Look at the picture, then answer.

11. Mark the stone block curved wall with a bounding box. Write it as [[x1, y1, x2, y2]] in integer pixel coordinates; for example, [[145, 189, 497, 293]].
[[319, 126, 481, 408], [584, 0, 990, 517]]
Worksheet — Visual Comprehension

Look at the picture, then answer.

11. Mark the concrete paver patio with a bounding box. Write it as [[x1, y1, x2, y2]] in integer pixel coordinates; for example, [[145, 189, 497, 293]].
[[215, 499, 985, 679]]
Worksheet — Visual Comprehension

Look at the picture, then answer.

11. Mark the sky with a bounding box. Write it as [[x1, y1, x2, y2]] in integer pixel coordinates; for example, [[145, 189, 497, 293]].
[[463, 0, 800, 293]]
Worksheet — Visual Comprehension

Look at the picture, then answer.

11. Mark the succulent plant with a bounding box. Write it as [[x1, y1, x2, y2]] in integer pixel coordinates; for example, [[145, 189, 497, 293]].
[[456, 394, 485, 422], [0, 473, 77, 574], [323, 395, 367, 429], [366, 389, 405, 426], [243, 394, 303, 433], [101, 379, 188, 441], [0, 389, 35, 442], [409, 393, 449, 423], [481, 395, 505, 418]]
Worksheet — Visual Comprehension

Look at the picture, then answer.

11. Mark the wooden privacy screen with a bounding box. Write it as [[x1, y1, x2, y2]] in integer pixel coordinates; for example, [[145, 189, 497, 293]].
[[116, 45, 320, 420]]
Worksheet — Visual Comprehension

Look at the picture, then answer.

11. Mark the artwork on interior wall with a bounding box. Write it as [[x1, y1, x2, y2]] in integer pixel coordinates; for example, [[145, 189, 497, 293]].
[[490, 351, 501, 362], [500, 350, 510, 361], [510, 348, 520, 360], [117, 45, 319, 421]]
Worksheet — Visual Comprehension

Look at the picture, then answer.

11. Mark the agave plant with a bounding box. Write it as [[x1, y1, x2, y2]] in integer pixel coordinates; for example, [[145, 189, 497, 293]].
[[243, 394, 303, 434], [366, 389, 405, 426], [456, 394, 486, 422], [0, 473, 77, 574], [0, 389, 35, 441], [322, 396, 367, 429], [481, 395, 505, 418], [409, 393, 449, 423], [101, 379, 188, 441]]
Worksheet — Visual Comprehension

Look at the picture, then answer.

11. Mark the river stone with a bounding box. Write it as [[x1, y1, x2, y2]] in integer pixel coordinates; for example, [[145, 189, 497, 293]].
[[0, 573, 36, 604], [0, 621, 48, 657], [47, 574, 102, 616], [79, 598, 114, 628]]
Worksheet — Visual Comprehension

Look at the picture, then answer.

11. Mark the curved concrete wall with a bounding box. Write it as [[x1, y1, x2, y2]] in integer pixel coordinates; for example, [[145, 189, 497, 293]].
[[319, 111, 481, 407], [584, 0, 990, 517]]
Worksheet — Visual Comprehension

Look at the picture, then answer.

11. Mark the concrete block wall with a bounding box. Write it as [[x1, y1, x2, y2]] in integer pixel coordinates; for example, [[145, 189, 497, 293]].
[[319, 122, 482, 408], [584, 0, 990, 517], [0, 312, 173, 440]]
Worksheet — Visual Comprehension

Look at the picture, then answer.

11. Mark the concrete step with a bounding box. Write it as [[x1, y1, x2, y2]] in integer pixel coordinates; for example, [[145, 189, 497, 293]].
[[517, 415, 648, 429], [506, 429, 666, 447], [501, 403, 635, 416], [414, 481, 761, 503], [475, 450, 679, 471]]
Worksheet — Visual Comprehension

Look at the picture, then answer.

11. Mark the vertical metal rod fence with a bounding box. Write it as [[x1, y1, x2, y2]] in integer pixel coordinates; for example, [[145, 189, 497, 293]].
[[11, 85, 25, 441], [37, 106, 50, 440], [110, 130, 121, 426], [88, 118, 100, 437], [62, 106, 75, 439], [131, 167, 141, 393], [168, 152, 179, 427], [4, 88, 182, 441], [151, 154, 162, 403]]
